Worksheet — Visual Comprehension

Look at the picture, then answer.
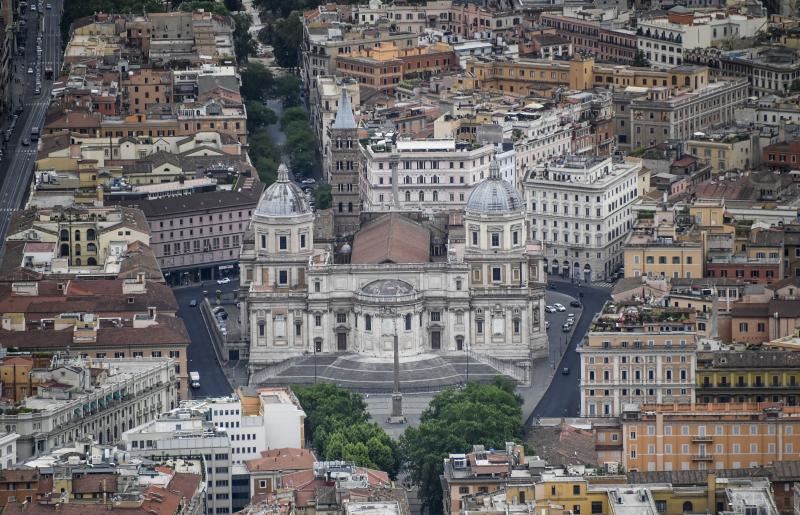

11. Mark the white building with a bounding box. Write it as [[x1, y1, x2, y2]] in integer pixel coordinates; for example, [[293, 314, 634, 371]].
[[180, 388, 306, 466], [637, 7, 766, 68], [240, 160, 548, 371], [523, 155, 642, 282], [0, 433, 19, 469], [360, 138, 496, 212], [3, 357, 177, 461], [507, 109, 573, 183], [124, 410, 233, 515]]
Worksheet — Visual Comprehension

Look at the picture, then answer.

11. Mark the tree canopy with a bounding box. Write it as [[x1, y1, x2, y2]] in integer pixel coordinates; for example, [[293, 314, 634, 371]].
[[271, 13, 303, 68], [280, 109, 319, 177], [313, 183, 332, 209], [233, 13, 257, 63], [293, 384, 401, 477], [245, 101, 278, 132], [249, 132, 282, 185], [400, 379, 524, 515]]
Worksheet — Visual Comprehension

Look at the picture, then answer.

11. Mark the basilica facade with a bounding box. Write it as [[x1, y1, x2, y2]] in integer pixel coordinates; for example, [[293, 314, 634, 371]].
[[239, 161, 548, 372]]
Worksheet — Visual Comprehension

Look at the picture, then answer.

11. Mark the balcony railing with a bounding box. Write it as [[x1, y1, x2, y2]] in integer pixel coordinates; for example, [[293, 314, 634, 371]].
[[692, 454, 713, 461], [691, 435, 712, 443]]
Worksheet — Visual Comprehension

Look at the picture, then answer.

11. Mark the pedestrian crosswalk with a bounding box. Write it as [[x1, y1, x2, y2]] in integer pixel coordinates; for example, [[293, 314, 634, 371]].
[[589, 281, 616, 289]]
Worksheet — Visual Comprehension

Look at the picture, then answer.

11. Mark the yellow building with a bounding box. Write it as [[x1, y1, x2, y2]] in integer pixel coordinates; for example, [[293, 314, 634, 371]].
[[695, 350, 800, 406], [623, 236, 704, 280], [686, 134, 753, 174], [465, 55, 711, 97]]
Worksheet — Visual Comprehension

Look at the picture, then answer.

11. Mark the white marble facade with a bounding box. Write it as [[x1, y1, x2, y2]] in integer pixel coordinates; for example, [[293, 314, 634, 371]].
[[239, 161, 548, 370]]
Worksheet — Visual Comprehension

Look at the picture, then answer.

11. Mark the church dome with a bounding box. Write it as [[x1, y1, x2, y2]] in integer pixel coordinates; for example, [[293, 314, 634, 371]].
[[254, 164, 310, 218], [465, 159, 523, 215]]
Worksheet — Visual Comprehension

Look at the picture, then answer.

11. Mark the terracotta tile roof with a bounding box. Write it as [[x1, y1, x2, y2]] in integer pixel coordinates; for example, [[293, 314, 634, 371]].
[[245, 448, 316, 473], [167, 472, 202, 501], [0, 314, 190, 349], [351, 214, 430, 264]]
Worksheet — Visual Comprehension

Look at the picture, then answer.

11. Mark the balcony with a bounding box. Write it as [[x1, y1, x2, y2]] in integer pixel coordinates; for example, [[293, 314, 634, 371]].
[[691, 435, 712, 443], [692, 454, 713, 461]]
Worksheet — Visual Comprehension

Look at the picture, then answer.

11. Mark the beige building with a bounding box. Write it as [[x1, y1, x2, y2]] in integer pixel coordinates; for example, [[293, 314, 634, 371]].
[[620, 403, 800, 473], [623, 211, 704, 280], [6, 205, 150, 269], [686, 133, 754, 173], [579, 301, 698, 417]]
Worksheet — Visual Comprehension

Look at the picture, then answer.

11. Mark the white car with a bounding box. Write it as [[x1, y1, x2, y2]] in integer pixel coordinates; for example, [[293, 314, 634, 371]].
[[553, 303, 566, 312], [301, 178, 316, 185], [216, 277, 231, 284], [545, 305, 557, 313]]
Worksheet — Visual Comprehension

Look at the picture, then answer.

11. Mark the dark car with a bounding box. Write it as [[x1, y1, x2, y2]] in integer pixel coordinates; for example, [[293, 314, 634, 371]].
[[570, 300, 581, 308], [561, 367, 570, 375], [189, 299, 197, 307]]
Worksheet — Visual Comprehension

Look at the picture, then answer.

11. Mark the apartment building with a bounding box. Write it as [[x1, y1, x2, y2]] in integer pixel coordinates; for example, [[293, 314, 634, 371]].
[[441, 444, 532, 515], [117, 177, 262, 282], [623, 217, 704, 280], [696, 349, 800, 406], [6, 205, 150, 269], [688, 46, 800, 96], [625, 76, 749, 151], [301, 22, 417, 96], [620, 403, 800, 473], [0, 357, 176, 462], [181, 388, 306, 467], [636, 7, 766, 68], [539, 13, 600, 56], [360, 138, 495, 212], [334, 42, 457, 93], [523, 155, 641, 282], [0, 434, 17, 470], [685, 131, 754, 173], [579, 301, 698, 417], [598, 28, 638, 65], [729, 299, 800, 344], [124, 410, 234, 515], [763, 140, 800, 171], [121, 68, 173, 115]]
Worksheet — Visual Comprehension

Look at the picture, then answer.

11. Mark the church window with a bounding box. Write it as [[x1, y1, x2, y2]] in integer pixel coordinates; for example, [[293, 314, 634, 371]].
[[512, 231, 519, 245], [491, 233, 500, 248], [419, 191, 425, 202], [315, 315, 322, 327], [430, 312, 441, 322], [336, 313, 348, 324], [258, 321, 265, 337], [456, 279, 462, 290], [278, 270, 289, 285], [514, 319, 521, 334], [472, 231, 479, 246], [300, 234, 307, 248], [279, 235, 288, 250], [405, 191, 411, 202], [314, 281, 321, 292], [404, 314, 412, 331], [476, 320, 484, 334], [295, 322, 302, 337], [492, 267, 502, 282], [365, 315, 372, 331]]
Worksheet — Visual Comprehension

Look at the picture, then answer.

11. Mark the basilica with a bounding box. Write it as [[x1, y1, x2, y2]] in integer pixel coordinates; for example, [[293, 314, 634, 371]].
[[238, 158, 549, 373]]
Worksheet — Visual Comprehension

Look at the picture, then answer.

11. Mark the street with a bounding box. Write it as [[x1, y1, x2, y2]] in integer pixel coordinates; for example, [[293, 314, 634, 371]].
[[529, 279, 611, 420], [0, 0, 63, 240], [172, 281, 240, 399]]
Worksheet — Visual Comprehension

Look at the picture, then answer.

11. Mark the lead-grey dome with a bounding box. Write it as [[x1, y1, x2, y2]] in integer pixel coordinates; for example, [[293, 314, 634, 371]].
[[254, 164, 310, 217], [466, 160, 523, 214], [360, 279, 414, 296]]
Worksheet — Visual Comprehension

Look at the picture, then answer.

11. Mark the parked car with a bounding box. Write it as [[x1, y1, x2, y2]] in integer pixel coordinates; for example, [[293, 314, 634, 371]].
[[545, 305, 556, 313], [27, 67, 33, 74], [553, 303, 566, 312], [561, 367, 570, 375], [217, 277, 231, 284], [21, 137, 29, 146], [566, 313, 575, 320], [212, 306, 225, 314], [301, 178, 316, 185], [189, 299, 197, 307], [570, 300, 581, 308], [562, 324, 570, 332]]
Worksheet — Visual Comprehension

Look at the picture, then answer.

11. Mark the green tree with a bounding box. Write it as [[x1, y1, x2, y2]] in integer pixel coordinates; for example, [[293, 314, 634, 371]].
[[633, 50, 650, 68], [292, 385, 401, 477], [312, 183, 332, 209], [272, 12, 303, 68], [233, 13, 257, 63], [245, 101, 277, 132], [400, 381, 523, 515], [280, 106, 308, 129], [249, 132, 282, 185], [178, 0, 229, 15], [271, 75, 303, 106], [240, 62, 275, 101]]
